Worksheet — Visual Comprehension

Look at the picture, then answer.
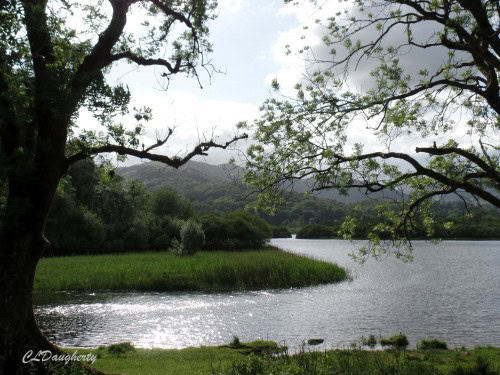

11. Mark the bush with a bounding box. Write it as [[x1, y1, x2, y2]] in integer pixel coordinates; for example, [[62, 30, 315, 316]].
[[417, 338, 448, 350], [296, 224, 337, 239], [227, 211, 272, 249], [124, 212, 151, 251], [149, 216, 182, 250], [199, 214, 232, 249], [362, 334, 377, 348], [177, 219, 205, 255], [272, 226, 292, 238], [45, 194, 106, 256], [380, 333, 409, 350], [200, 211, 272, 250], [106, 342, 135, 355]]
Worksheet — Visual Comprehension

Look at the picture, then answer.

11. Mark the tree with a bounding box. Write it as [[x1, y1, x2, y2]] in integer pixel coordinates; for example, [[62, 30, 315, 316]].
[[0, 1, 246, 372], [243, 0, 499, 262]]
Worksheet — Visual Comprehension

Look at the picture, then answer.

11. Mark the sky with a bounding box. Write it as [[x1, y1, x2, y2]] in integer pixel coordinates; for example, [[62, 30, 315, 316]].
[[79, 0, 306, 166], [77, 0, 491, 167]]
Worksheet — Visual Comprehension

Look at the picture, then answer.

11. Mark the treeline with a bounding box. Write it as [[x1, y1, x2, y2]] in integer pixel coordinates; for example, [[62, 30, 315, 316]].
[[1, 159, 498, 256], [188, 183, 500, 239], [295, 202, 500, 239], [0, 159, 272, 257]]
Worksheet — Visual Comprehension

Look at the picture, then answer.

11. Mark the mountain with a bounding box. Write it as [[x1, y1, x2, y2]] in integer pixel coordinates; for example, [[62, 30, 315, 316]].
[[116, 160, 403, 203]]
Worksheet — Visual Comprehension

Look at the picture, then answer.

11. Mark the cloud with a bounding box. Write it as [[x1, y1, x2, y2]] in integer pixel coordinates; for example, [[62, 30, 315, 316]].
[[265, 0, 486, 162], [217, 0, 245, 14]]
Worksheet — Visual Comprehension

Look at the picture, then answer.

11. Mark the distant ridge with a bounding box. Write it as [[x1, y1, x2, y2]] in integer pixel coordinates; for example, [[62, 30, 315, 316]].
[[116, 160, 403, 203]]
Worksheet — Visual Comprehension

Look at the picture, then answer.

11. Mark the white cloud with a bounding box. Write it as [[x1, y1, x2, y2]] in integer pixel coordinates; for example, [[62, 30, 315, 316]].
[[217, 0, 245, 14]]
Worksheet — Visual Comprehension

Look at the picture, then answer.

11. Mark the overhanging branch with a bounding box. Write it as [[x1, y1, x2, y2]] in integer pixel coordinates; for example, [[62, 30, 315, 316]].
[[65, 133, 248, 169]]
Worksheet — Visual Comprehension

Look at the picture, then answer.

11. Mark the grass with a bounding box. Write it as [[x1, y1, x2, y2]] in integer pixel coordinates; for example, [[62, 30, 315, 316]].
[[34, 247, 349, 292], [213, 346, 500, 375], [63, 341, 281, 375], [55, 342, 500, 375]]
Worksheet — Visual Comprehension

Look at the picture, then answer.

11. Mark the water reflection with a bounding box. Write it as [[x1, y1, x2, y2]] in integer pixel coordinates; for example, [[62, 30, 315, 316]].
[[34, 240, 500, 349]]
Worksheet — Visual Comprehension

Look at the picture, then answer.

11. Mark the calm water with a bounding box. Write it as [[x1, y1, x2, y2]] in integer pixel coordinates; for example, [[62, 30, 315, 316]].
[[34, 239, 500, 349]]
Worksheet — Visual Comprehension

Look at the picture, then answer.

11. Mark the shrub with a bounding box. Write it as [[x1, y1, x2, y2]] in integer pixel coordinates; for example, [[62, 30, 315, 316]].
[[271, 226, 292, 238], [230, 336, 241, 347], [200, 211, 272, 250], [380, 333, 409, 350], [45, 194, 106, 256], [106, 342, 135, 355], [362, 334, 377, 348], [178, 219, 205, 255], [226, 211, 272, 249], [149, 216, 182, 250], [296, 224, 337, 239], [417, 338, 448, 350], [124, 213, 151, 251], [199, 214, 232, 249]]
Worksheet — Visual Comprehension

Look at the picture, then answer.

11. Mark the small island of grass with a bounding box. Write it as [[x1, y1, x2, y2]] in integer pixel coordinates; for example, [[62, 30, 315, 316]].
[[34, 247, 349, 292]]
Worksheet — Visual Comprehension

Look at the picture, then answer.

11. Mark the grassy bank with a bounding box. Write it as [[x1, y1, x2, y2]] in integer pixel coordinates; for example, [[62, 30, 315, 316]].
[[34, 247, 349, 292], [61, 342, 500, 375]]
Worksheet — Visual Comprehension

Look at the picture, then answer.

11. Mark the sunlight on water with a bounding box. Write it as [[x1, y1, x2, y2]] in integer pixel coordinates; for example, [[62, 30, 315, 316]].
[[35, 240, 500, 349]]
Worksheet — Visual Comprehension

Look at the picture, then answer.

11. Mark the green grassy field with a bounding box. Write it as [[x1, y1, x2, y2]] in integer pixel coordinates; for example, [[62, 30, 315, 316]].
[[60, 342, 500, 375], [34, 247, 349, 292]]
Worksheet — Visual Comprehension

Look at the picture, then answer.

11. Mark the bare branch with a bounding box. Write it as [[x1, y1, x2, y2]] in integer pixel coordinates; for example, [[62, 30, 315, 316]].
[[65, 133, 248, 169]]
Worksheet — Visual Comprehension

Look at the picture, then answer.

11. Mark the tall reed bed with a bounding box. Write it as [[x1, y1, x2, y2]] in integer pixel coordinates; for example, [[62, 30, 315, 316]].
[[34, 247, 349, 292]]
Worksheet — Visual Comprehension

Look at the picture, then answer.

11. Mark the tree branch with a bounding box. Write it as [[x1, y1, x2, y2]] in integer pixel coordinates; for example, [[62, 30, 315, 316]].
[[416, 146, 500, 185], [65, 133, 248, 169]]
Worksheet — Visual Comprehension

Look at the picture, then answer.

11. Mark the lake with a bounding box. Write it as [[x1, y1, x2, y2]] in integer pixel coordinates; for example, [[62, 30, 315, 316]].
[[34, 239, 500, 349]]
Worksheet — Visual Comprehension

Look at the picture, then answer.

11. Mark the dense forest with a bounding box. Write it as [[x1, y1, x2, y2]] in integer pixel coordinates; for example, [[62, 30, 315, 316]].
[[0, 158, 498, 257]]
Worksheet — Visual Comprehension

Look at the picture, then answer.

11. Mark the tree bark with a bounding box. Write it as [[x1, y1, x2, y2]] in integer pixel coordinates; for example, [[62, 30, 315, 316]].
[[0, 172, 62, 374], [0, 241, 60, 375]]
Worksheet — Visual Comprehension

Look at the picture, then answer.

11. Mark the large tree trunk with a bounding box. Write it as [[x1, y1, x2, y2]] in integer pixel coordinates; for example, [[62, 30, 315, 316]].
[[0, 239, 60, 375], [0, 172, 62, 374]]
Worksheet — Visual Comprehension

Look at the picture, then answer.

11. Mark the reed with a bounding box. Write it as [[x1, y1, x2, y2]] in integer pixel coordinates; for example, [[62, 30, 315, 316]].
[[34, 247, 349, 292]]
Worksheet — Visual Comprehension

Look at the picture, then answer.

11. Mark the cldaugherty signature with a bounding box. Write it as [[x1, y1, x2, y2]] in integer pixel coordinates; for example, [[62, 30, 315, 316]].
[[22, 350, 97, 365]]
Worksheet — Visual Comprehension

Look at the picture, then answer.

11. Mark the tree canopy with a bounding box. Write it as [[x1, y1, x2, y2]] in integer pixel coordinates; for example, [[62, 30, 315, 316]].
[[242, 0, 499, 261], [0, 1, 246, 373]]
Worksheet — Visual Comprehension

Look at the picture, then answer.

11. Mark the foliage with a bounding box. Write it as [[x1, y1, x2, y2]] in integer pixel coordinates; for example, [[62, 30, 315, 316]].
[[227, 211, 273, 249], [242, 0, 500, 262], [0, 0, 250, 370], [271, 225, 292, 238], [106, 342, 135, 356], [296, 224, 337, 239], [176, 219, 205, 256], [45, 194, 106, 256], [380, 333, 409, 350], [199, 211, 272, 250], [362, 334, 377, 348], [150, 187, 194, 220], [418, 339, 448, 350], [42, 159, 195, 255]]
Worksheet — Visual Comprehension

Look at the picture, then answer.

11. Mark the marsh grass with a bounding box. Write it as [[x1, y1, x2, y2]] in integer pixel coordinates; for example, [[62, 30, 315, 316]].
[[34, 247, 349, 292]]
